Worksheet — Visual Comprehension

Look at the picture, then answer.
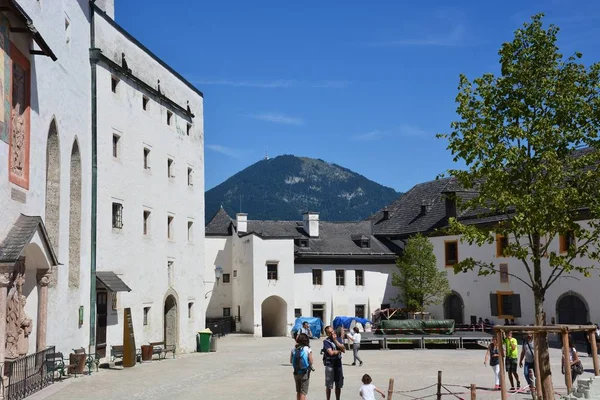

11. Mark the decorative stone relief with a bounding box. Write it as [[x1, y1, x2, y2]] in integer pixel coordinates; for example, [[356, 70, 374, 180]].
[[5, 272, 32, 359], [8, 44, 30, 190]]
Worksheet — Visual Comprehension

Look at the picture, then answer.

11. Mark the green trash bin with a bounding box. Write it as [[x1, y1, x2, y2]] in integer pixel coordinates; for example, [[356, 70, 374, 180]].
[[197, 329, 212, 352]]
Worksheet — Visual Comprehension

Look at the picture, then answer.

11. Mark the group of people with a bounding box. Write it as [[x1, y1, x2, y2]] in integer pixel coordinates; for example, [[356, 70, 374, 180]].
[[291, 322, 385, 400], [485, 331, 585, 392]]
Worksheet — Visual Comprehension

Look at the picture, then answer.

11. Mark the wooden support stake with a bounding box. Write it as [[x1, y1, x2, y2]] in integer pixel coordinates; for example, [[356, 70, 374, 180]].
[[589, 329, 600, 377], [388, 378, 394, 400], [532, 333, 542, 400], [562, 330, 572, 393], [470, 384, 476, 400], [497, 330, 507, 400], [437, 371, 442, 400]]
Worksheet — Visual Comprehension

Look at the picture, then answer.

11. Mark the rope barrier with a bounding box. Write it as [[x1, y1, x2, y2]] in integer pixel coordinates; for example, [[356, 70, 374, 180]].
[[393, 384, 438, 393], [441, 384, 465, 400]]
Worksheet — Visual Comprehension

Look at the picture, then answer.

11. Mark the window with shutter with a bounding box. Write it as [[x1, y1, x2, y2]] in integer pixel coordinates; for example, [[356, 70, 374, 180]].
[[495, 291, 520, 318], [496, 234, 508, 257], [445, 241, 458, 267], [490, 293, 499, 316]]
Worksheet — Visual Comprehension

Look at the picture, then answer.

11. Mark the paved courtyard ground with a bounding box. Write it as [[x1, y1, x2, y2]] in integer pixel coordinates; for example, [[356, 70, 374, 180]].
[[35, 334, 595, 400]]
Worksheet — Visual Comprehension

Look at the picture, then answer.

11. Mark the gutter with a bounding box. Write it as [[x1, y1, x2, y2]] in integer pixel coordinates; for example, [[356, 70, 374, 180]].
[[88, 0, 98, 353]]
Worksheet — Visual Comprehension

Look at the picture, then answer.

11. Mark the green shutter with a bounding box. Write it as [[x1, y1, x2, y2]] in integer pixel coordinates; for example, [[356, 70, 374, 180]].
[[490, 293, 499, 316], [512, 294, 522, 317]]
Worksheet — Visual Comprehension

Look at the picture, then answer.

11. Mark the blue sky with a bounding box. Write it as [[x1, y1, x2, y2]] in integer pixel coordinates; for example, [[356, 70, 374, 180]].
[[115, 0, 600, 192]]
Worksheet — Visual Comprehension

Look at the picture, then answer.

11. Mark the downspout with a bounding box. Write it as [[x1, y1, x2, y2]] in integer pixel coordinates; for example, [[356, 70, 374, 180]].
[[88, 0, 98, 353]]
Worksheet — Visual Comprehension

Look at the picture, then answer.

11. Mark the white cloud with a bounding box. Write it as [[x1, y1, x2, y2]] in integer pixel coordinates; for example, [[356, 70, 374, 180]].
[[352, 130, 386, 141], [398, 124, 430, 138], [206, 144, 243, 158], [367, 24, 465, 47], [247, 112, 304, 126]]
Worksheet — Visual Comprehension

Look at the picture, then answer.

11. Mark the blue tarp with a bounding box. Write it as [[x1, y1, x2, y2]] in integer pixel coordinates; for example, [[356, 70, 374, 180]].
[[291, 317, 324, 339], [332, 316, 372, 331]]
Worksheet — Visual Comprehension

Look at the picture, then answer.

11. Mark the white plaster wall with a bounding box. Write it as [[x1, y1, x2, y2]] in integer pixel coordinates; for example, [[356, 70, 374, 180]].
[[204, 237, 233, 318], [94, 16, 205, 356], [0, 1, 93, 356], [232, 234, 254, 333], [294, 263, 399, 325], [428, 223, 600, 325], [250, 236, 295, 337]]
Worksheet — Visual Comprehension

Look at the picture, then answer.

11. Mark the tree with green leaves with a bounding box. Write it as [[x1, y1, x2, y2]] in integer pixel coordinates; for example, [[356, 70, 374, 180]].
[[392, 234, 450, 312], [438, 13, 600, 399]]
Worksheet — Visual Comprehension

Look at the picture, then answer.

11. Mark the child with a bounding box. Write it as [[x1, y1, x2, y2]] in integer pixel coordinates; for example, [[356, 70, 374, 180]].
[[360, 374, 386, 400]]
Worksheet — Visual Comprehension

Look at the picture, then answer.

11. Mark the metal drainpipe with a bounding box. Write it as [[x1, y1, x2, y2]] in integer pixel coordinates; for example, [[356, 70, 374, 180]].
[[89, 0, 98, 353]]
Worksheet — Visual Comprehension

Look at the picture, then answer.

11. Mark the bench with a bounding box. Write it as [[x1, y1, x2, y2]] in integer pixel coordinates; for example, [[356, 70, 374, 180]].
[[149, 341, 176, 360], [111, 345, 142, 364], [46, 352, 78, 380]]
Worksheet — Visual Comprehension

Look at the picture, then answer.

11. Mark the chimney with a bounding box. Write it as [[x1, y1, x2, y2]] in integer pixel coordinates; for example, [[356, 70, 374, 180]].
[[382, 208, 390, 220], [303, 212, 319, 238], [421, 200, 432, 215], [236, 213, 247, 234], [445, 194, 457, 219], [95, 0, 115, 19]]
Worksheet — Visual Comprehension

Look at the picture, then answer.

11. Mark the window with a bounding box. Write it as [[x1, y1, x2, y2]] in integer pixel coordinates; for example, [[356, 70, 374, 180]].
[[112, 203, 123, 229], [355, 304, 365, 318], [112, 134, 120, 158], [187, 123, 191, 136], [187, 221, 193, 242], [167, 110, 173, 125], [559, 231, 576, 254], [490, 292, 521, 318], [143, 147, 150, 169], [188, 302, 194, 319], [496, 234, 508, 257], [312, 303, 325, 321], [187, 167, 193, 186], [295, 308, 302, 318], [445, 241, 458, 267], [312, 269, 322, 285], [143, 210, 151, 235], [360, 239, 370, 248], [222, 273, 231, 283], [267, 263, 278, 280], [111, 75, 119, 93], [296, 238, 309, 248], [335, 269, 345, 286], [167, 260, 174, 286], [167, 216, 174, 239], [167, 158, 174, 178], [233, 270, 237, 278], [142, 96, 149, 110], [223, 307, 231, 317], [355, 270, 364, 286], [143, 307, 150, 326], [499, 263, 509, 283]]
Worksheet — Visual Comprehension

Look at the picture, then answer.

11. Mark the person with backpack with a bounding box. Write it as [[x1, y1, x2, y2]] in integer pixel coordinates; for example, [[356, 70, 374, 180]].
[[484, 336, 501, 390], [323, 325, 346, 400], [519, 333, 535, 392], [291, 333, 314, 400]]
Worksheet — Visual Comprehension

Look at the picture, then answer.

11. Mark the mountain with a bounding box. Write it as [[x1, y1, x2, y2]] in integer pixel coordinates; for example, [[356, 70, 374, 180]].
[[205, 155, 401, 222]]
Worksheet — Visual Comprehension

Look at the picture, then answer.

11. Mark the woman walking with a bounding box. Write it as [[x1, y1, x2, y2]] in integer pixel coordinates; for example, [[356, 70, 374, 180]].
[[291, 333, 314, 400], [484, 337, 501, 390], [562, 335, 583, 384], [347, 327, 363, 366]]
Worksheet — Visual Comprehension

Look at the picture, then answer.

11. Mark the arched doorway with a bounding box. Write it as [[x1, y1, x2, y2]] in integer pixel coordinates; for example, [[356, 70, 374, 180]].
[[45, 119, 60, 256], [164, 295, 178, 347], [261, 296, 287, 337], [443, 292, 464, 324], [557, 292, 589, 342], [68, 140, 81, 288]]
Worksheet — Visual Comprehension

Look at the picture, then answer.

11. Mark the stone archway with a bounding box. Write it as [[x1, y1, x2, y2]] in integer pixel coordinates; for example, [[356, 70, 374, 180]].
[[261, 296, 287, 337], [164, 295, 178, 347], [443, 291, 464, 324], [68, 140, 82, 288], [557, 291, 589, 342], [45, 119, 60, 257]]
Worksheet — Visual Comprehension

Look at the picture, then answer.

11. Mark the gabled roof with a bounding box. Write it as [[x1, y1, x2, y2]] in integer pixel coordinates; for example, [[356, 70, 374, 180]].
[[96, 271, 131, 292], [205, 207, 233, 236], [0, 214, 59, 265]]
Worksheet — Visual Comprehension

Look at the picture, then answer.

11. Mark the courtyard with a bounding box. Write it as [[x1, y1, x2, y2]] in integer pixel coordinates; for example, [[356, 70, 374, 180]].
[[32, 334, 593, 400]]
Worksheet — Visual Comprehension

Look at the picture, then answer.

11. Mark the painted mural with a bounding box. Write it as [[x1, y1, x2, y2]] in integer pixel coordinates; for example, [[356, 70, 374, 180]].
[[8, 43, 30, 190], [0, 14, 10, 144]]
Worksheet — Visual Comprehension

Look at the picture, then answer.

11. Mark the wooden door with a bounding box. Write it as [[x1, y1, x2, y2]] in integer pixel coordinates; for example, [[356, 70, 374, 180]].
[[96, 292, 108, 357]]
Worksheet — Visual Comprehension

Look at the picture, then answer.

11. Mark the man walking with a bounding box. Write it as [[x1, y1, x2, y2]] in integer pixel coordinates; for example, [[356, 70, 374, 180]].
[[504, 331, 521, 391], [346, 327, 363, 366], [519, 333, 535, 391], [323, 325, 345, 400]]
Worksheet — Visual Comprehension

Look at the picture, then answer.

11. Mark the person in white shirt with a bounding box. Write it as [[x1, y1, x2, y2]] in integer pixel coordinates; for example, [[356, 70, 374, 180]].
[[346, 326, 363, 366], [360, 374, 386, 399], [299, 321, 313, 338]]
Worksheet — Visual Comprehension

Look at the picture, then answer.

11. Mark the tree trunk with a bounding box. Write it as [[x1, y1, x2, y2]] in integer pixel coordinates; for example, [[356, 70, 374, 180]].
[[535, 291, 554, 400]]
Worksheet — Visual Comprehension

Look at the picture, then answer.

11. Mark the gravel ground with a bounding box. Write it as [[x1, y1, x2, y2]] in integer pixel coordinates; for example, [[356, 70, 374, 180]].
[[36, 334, 595, 400]]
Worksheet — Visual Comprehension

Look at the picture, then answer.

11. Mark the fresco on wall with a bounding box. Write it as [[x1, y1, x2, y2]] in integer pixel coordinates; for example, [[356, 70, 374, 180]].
[[0, 14, 10, 144], [8, 43, 30, 190]]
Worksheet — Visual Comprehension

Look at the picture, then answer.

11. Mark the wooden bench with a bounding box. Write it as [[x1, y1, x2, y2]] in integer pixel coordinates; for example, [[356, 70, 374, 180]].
[[46, 352, 78, 380], [149, 341, 176, 360], [110, 345, 124, 363]]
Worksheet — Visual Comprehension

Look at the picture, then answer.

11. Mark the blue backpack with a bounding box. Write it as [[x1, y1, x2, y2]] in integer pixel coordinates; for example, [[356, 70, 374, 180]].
[[292, 347, 310, 375]]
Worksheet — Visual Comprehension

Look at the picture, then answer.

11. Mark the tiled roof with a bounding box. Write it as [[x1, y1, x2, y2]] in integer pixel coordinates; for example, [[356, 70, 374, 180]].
[[205, 206, 233, 236], [0, 214, 59, 265], [96, 271, 132, 292]]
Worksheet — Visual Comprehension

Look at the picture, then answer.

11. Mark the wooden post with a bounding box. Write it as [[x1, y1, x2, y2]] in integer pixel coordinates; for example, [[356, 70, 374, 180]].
[[589, 329, 600, 376], [562, 330, 572, 393], [496, 330, 507, 400], [532, 333, 542, 400], [470, 384, 476, 400], [437, 370, 442, 400], [387, 378, 394, 400]]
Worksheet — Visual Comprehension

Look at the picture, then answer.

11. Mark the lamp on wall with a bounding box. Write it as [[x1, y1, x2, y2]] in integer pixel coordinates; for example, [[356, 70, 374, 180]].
[[215, 266, 223, 284]]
